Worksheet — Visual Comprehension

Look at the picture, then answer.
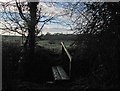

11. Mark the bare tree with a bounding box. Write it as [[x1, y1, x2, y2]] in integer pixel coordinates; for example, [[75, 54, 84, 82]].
[[0, 1, 65, 60]]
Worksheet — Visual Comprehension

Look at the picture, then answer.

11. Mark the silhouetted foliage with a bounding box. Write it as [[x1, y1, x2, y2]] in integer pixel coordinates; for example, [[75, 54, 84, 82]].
[[71, 2, 120, 88]]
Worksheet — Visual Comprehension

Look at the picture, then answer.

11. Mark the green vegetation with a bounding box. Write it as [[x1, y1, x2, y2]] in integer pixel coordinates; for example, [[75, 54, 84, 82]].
[[36, 40, 73, 53], [2, 33, 119, 89], [2, 35, 74, 53], [2, 35, 23, 44]]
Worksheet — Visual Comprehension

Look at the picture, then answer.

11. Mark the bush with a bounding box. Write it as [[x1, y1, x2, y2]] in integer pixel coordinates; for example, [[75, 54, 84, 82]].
[[71, 33, 119, 88]]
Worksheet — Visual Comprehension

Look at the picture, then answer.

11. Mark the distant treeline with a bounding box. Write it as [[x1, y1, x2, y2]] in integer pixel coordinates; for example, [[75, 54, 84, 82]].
[[38, 34, 77, 41], [2, 34, 77, 42]]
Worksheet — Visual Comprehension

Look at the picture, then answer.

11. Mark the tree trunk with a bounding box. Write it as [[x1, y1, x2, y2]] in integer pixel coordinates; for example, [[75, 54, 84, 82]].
[[28, 2, 38, 61]]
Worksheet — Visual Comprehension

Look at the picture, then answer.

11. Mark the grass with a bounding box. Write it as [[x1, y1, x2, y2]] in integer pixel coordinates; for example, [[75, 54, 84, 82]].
[[2, 35, 23, 44], [2, 35, 119, 90], [2, 36, 74, 90], [2, 41, 59, 89], [2, 35, 73, 53], [36, 40, 73, 53]]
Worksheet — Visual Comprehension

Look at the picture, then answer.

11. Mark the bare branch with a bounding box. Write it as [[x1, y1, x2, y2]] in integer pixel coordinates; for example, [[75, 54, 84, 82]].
[[15, 0, 28, 22]]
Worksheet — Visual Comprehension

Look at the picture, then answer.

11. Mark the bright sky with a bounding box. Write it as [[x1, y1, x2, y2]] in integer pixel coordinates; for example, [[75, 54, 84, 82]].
[[0, 0, 75, 35], [1, 0, 116, 36], [0, 0, 119, 2]]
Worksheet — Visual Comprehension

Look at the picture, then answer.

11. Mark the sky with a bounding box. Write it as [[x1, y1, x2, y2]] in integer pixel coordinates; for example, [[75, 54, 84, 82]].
[[0, 0, 118, 36], [0, 0, 76, 35], [0, 0, 119, 2], [0, 0, 94, 36]]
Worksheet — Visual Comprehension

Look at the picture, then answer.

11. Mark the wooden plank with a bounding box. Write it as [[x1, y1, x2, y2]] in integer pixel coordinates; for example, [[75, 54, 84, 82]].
[[52, 66, 61, 80], [52, 66, 69, 81], [56, 66, 69, 80]]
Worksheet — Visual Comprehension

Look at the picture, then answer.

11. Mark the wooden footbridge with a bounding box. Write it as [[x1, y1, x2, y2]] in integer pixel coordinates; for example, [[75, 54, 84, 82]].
[[18, 42, 72, 82], [52, 42, 72, 81]]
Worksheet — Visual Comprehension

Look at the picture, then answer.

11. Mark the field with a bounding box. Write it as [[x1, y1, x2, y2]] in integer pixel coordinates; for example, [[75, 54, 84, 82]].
[[2, 35, 119, 90], [2, 35, 23, 43], [36, 40, 73, 53], [2, 35, 75, 90], [2, 35, 74, 53]]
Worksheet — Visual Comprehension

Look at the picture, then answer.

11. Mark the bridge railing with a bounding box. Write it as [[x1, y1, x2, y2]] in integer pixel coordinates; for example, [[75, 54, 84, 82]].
[[61, 42, 72, 78]]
